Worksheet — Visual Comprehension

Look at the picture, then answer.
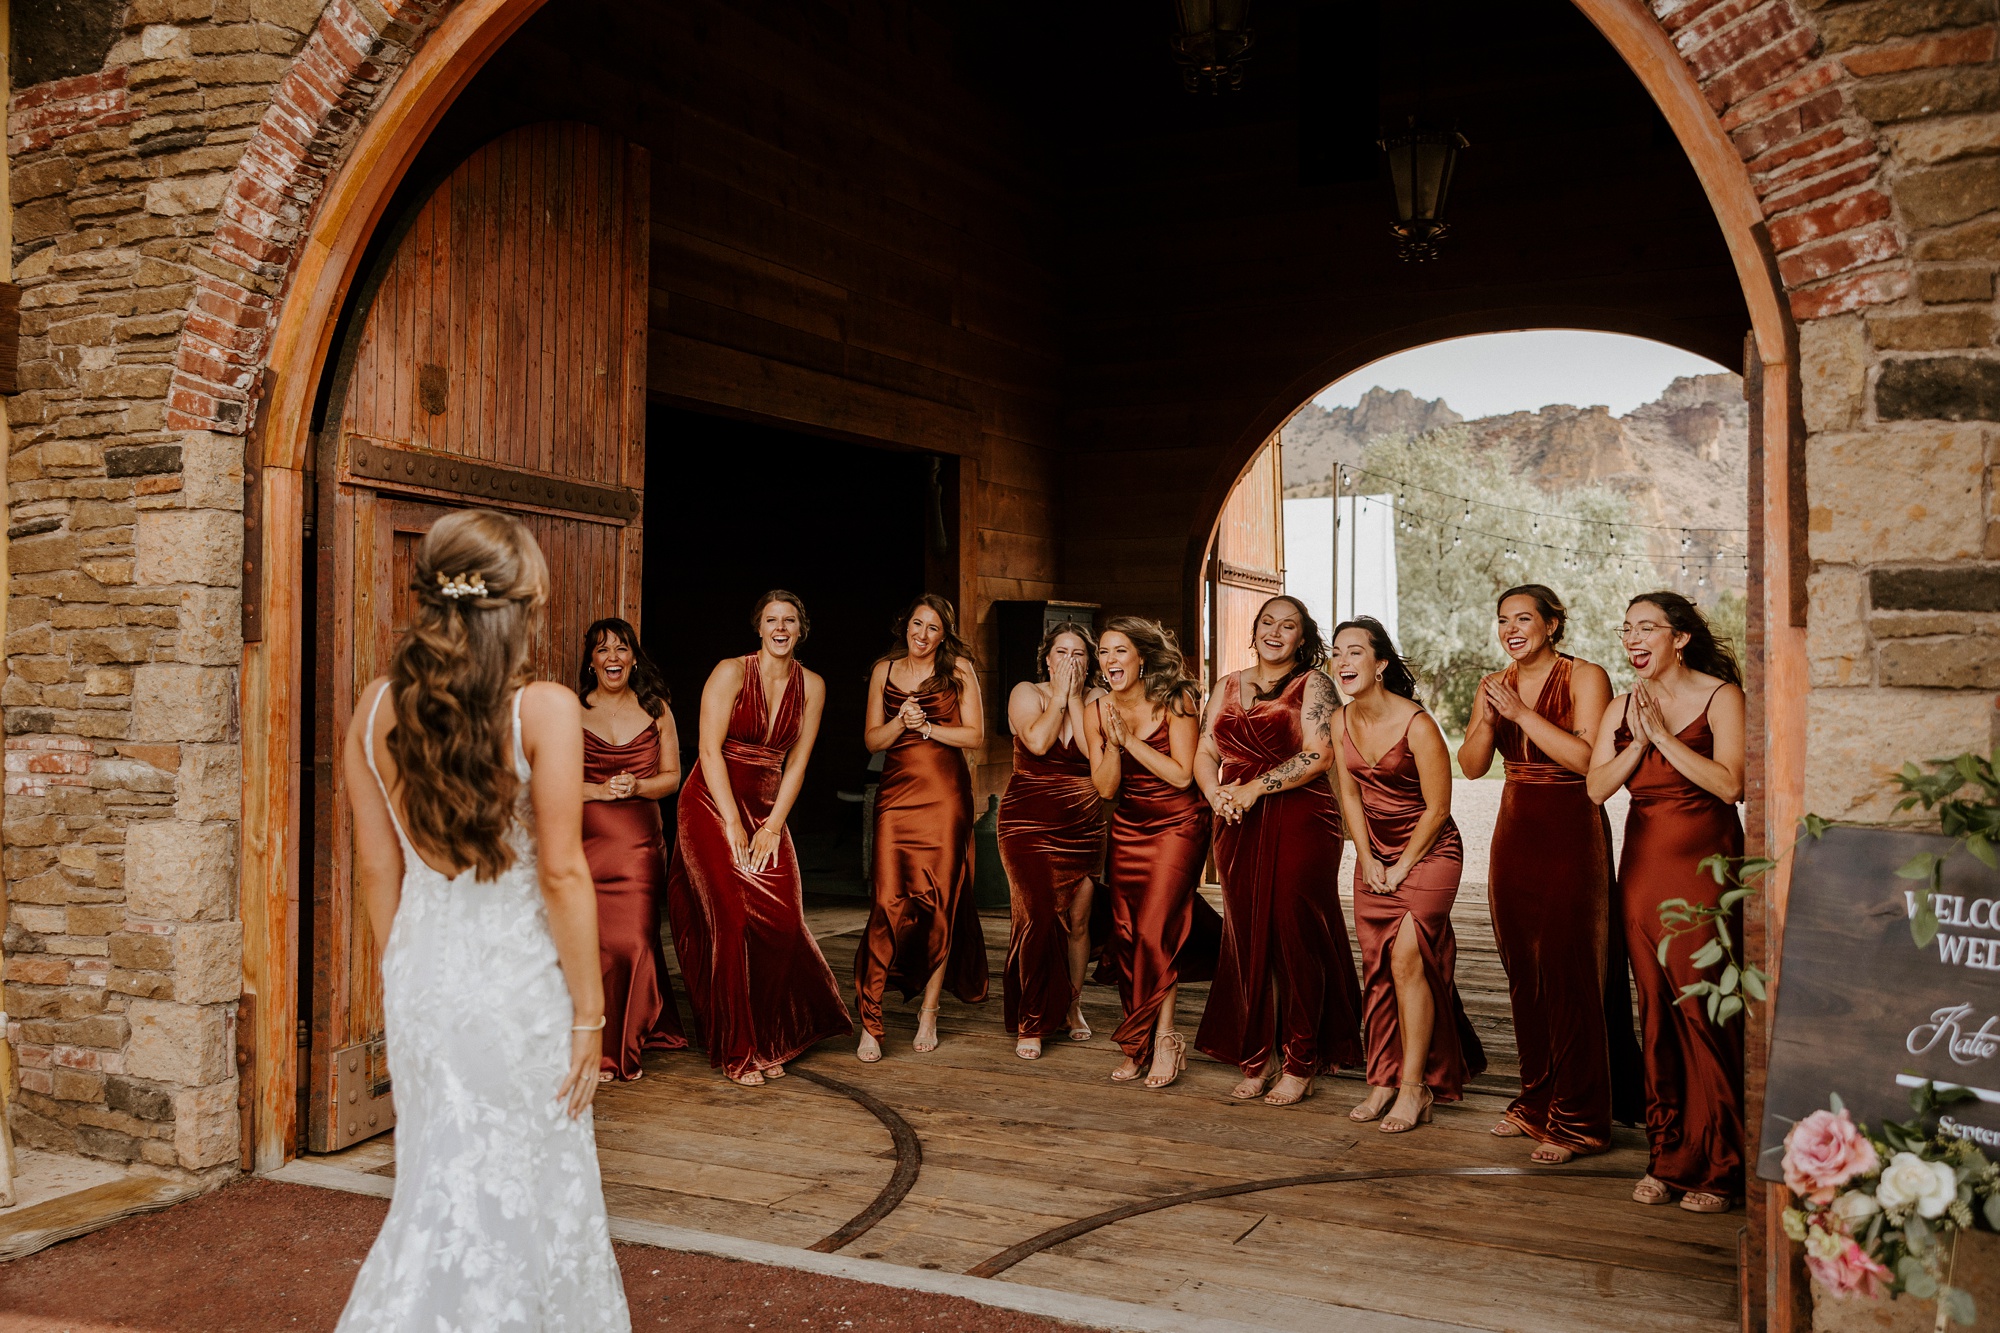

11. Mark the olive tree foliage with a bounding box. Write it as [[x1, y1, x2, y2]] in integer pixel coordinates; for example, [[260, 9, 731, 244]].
[[1361, 429, 1654, 732]]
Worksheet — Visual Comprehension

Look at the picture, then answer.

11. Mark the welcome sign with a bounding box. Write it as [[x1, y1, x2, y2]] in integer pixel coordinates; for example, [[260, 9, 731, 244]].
[[1758, 825, 2000, 1176]]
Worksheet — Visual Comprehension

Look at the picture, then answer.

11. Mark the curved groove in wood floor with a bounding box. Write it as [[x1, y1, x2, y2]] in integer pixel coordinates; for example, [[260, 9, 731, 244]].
[[788, 1066, 925, 1253], [964, 1165, 1632, 1278]]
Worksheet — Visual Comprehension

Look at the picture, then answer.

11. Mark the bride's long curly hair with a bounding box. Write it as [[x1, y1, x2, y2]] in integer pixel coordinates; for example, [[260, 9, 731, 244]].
[[386, 509, 549, 882]]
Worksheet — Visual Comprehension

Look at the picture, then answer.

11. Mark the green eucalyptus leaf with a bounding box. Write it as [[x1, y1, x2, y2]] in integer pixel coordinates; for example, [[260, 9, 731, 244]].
[[1691, 939, 1725, 969], [1657, 936, 1674, 966], [1803, 813, 1828, 838], [1719, 887, 1753, 910], [1940, 1287, 1977, 1328], [1742, 968, 1768, 1001], [1898, 854, 1939, 881], [1716, 994, 1743, 1023], [1719, 964, 1740, 995]]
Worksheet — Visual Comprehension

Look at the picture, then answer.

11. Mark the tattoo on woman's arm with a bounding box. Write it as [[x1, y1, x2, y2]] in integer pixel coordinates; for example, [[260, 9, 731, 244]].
[[1260, 750, 1321, 792]]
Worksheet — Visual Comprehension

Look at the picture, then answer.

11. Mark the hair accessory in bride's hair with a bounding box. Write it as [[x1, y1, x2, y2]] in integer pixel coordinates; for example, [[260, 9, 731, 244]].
[[436, 571, 488, 600]]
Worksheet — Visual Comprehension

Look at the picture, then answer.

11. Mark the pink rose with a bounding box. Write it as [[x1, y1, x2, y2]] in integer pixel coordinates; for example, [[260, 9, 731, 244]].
[[1805, 1236, 1892, 1301], [1784, 1109, 1881, 1203]]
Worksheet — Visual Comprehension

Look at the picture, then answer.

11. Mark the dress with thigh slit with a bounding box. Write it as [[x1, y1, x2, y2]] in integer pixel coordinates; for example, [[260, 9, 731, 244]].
[[853, 678, 989, 1037], [1488, 655, 1641, 1152], [1615, 694, 1745, 1196], [999, 727, 1107, 1041], [1104, 721, 1221, 1065], [1343, 711, 1485, 1099], [580, 722, 688, 1080], [1196, 671, 1362, 1079], [665, 657, 852, 1078]]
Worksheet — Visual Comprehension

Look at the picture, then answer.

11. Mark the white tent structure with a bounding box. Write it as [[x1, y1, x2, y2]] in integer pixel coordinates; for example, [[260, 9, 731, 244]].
[[1281, 494, 1399, 643]]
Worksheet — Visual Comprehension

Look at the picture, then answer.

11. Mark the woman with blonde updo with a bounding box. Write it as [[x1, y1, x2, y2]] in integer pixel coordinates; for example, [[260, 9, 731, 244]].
[[337, 508, 627, 1332]]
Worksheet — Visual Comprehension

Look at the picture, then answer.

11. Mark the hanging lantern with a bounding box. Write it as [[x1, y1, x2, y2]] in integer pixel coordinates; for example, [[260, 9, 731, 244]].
[[1379, 122, 1468, 262], [1171, 0, 1254, 93]]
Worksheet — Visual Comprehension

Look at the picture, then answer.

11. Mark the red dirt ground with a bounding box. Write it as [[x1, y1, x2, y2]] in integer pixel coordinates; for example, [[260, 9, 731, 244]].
[[0, 1178, 1079, 1332]]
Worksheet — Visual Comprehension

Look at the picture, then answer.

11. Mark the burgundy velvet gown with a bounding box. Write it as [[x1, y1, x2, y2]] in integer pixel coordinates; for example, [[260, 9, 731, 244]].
[[1104, 721, 1221, 1065], [1615, 693, 1745, 1196], [854, 678, 989, 1037], [1488, 656, 1641, 1152], [581, 722, 689, 1080], [1196, 672, 1363, 1079], [1343, 712, 1486, 1099], [665, 660, 852, 1078], [998, 728, 1107, 1041]]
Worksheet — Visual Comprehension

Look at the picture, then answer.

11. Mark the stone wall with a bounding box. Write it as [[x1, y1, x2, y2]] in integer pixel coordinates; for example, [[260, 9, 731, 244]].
[[1, 0, 1996, 1172], [1669, 0, 2000, 820], [1, 0, 383, 1172]]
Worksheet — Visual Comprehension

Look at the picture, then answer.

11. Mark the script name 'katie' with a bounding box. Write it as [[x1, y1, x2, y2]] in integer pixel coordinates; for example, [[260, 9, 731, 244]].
[[1905, 891, 2000, 970]]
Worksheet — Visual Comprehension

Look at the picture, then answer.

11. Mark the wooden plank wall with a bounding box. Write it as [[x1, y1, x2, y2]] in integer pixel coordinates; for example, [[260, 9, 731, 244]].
[[430, 0, 1066, 796]]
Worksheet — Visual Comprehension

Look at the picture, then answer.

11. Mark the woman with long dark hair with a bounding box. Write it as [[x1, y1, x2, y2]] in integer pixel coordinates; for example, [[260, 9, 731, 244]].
[[1087, 616, 1220, 1090], [1588, 591, 1746, 1213], [999, 621, 1108, 1060], [577, 617, 688, 1081], [338, 509, 626, 1330], [855, 594, 988, 1062], [1194, 596, 1361, 1105], [666, 591, 851, 1086], [1332, 616, 1485, 1134], [1459, 586, 1640, 1161]]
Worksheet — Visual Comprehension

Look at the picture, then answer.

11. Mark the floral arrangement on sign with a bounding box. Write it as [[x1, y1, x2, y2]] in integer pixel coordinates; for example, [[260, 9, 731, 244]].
[[1781, 1084, 1999, 1326]]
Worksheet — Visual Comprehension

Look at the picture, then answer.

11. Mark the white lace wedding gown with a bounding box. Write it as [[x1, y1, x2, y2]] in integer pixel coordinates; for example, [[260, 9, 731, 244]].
[[337, 684, 631, 1333]]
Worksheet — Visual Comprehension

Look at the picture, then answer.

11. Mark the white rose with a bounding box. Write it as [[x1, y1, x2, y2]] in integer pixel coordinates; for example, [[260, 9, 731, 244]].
[[1874, 1152, 1957, 1219], [1829, 1190, 1881, 1229]]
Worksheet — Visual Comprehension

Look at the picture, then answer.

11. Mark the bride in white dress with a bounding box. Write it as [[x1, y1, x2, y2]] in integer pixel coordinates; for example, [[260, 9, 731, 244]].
[[337, 508, 630, 1332]]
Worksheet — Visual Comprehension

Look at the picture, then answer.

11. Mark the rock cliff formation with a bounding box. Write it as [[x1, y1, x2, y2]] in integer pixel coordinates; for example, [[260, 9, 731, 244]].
[[1280, 375, 1749, 591]]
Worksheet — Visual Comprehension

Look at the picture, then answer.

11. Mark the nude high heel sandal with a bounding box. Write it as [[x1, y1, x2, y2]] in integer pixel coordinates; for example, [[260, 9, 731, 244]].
[[1379, 1081, 1433, 1133], [913, 1004, 941, 1053], [1143, 1032, 1187, 1090]]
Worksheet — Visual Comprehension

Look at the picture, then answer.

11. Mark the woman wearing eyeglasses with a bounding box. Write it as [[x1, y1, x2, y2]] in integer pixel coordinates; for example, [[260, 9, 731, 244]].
[[1588, 591, 1746, 1215]]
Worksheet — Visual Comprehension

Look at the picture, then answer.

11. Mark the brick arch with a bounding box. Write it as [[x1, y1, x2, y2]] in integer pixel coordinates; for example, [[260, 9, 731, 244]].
[[164, 0, 553, 442]]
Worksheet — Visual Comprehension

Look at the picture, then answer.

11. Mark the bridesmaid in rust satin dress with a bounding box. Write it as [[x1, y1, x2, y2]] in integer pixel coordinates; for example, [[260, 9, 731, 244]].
[[1331, 617, 1485, 1134], [1459, 585, 1638, 1163], [1087, 616, 1220, 1090], [855, 595, 988, 1063], [666, 591, 851, 1086], [1194, 596, 1361, 1107], [1589, 591, 1747, 1214], [999, 622, 1108, 1060], [577, 617, 689, 1081]]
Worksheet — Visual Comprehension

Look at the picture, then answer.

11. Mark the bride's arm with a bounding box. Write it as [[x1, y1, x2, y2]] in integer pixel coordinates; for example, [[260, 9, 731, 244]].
[[341, 678, 405, 955], [519, 680, 605, 1118]]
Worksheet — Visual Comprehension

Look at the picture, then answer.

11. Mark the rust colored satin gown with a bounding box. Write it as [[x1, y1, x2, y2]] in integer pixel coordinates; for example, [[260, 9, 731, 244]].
[[854, 678, 989, 1037], [1343, 713, 1485, 1099], [998, 729, 1107, 1041], [666, 658, 853, 1078], [1615, 694, 1745, 1196], [1105, 722, 1221, 1065], [1196, 672, 1362, 1079], [581, 723, 689, 1080], [1488, 656, 1642, 1152]]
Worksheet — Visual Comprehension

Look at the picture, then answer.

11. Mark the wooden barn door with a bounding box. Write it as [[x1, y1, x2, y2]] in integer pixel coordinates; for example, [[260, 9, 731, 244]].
[[1207, 438, 1286, 683], [309, 122, 648, 1152]]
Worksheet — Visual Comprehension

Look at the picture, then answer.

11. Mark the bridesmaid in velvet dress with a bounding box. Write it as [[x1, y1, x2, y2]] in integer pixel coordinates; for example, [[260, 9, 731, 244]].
[[999, 622, 1108, 1060], [667, 591, 851, 1087], [1086, 616, 1220, 1090], [1331, 617, 1485, 1133], [855, 595, 987, 1063], [577, 617, 689, 1081], [1589, 591, 1746, 1214], [1458, 585, 1639, 1163], [1194, 596, 1361, 1106]]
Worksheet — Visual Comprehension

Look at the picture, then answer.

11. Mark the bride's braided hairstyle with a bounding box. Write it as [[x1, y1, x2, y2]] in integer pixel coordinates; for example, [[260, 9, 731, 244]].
[[386, 509, 548, 881]]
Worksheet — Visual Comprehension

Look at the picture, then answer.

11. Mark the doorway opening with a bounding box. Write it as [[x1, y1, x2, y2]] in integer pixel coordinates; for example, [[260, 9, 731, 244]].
[[639, 407, 936, 898]]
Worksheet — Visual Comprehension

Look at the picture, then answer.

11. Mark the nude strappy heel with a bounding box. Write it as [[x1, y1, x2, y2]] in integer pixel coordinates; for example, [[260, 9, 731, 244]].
[[1379, 1081, 1433, 1133], [1143, 1032, 1187, 1090]]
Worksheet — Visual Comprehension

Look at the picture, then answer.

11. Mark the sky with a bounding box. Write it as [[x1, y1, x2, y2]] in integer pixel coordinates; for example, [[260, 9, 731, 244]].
[[1313, 330, 1731, 419]]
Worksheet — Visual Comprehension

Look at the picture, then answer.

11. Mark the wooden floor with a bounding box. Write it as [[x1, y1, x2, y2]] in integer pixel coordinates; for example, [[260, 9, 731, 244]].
[[313, 842, 1740, 1333]]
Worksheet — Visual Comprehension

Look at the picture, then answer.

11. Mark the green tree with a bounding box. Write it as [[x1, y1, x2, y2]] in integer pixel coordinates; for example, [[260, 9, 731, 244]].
[[1359, 429, 1654, 732]]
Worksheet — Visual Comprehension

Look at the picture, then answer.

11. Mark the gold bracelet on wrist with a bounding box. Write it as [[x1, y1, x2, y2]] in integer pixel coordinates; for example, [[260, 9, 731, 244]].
[[571, 1016, 606, 1032]]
